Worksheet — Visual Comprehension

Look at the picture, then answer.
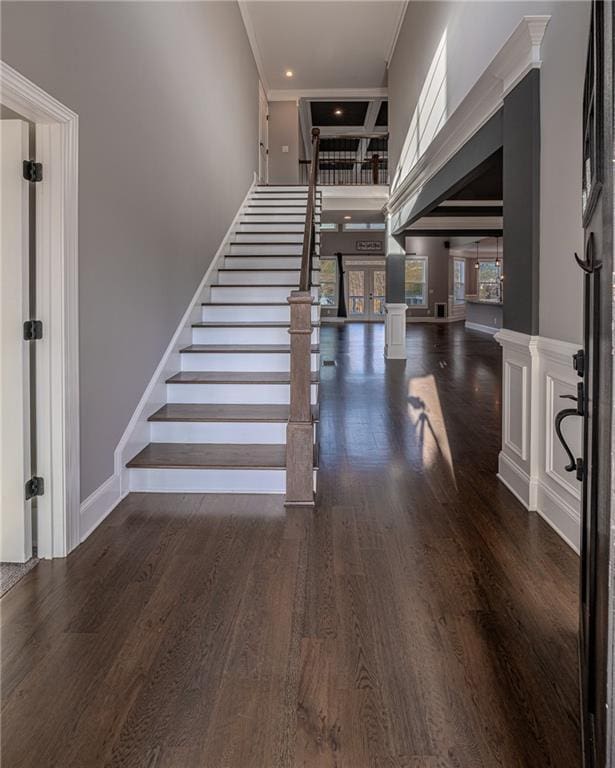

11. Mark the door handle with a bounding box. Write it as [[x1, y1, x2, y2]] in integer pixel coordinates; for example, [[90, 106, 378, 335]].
[[554, 387, 583, 480]]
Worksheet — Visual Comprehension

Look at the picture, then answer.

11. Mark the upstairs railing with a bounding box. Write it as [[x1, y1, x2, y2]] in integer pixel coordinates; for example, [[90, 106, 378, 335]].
[[286, 127, 321, 506], [299, 133, 388, 185]]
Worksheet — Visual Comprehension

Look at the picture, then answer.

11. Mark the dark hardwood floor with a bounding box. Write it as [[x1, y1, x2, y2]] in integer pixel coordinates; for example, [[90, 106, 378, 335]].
[[1, 323, 581, 767]]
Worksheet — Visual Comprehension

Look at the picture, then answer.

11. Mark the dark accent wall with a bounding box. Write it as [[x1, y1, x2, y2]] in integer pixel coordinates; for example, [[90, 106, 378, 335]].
[[387, 70, 541, 336], [502, 69, 541, 335], [386, 233, 406, 304]]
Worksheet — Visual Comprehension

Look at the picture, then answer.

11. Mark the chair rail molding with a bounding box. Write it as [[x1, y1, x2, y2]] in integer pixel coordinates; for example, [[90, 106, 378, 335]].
[[495, 329, 582, 552], [0, 60, 80, 558], [387, 15, 550, 225]]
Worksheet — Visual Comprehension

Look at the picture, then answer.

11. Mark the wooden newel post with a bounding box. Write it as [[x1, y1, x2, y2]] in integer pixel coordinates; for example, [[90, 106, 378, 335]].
[[372, 154, 380, 185], [286, 290, 314, 505]]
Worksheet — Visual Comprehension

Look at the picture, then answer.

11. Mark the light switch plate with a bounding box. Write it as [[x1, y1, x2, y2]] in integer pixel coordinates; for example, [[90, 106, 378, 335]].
[[282, 145, 289, 153]]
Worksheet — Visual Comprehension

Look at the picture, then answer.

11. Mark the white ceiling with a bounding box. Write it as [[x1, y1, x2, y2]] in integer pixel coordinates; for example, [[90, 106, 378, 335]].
[[239, 1, 408, 97]]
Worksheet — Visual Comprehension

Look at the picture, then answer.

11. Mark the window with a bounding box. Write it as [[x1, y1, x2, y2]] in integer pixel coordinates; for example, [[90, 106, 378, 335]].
[[453, 258, 465, 304], [319, 222, 338, 231], [342, 222, 386, 231], [319, 258, 337, 307], [478, 261, 502, 302], [405, 256, 428, 307]]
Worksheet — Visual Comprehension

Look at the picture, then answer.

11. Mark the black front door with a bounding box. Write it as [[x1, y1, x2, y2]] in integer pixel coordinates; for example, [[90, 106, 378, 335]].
[[575, 3, 613, 766]]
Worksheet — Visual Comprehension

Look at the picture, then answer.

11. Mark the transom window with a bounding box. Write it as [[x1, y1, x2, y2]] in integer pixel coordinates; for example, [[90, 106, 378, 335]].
[[342, 222, 386, 231], [404, 256, 428, 307]]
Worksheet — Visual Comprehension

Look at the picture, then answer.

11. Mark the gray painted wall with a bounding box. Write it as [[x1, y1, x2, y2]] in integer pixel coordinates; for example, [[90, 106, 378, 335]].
[[404, 237, 449, 318], [466, 302, 503, 330], [389, 0, 590, 344], [268, 101, 300, 185], [1, 1, 259, 499]]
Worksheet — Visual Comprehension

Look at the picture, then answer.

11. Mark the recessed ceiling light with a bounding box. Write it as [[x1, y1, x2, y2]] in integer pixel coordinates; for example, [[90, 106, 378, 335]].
[[334, 108, 343, 116], [344, 215, 352, 220], [285, 70, 294, 78]]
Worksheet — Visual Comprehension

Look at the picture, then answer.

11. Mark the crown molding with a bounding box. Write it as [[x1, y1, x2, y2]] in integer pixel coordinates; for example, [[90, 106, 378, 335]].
[[238, 0, 270, 94], [386, 0, 409, 68]]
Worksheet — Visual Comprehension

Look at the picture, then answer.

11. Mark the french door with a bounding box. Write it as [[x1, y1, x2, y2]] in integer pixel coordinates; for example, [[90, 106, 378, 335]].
[[345, 263, 386, 321]]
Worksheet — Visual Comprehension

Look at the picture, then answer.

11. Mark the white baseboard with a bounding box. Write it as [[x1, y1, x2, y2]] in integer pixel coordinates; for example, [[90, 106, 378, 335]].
[[79, 473, 126, 543], [536, 481, 580, 553], [498, 451, 538, 510], [465, 321, 500, 335]]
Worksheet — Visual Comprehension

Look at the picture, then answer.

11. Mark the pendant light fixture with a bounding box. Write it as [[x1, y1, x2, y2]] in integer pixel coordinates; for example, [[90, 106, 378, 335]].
[[474, 240, 480, 269], [495, 236, 500, 268]]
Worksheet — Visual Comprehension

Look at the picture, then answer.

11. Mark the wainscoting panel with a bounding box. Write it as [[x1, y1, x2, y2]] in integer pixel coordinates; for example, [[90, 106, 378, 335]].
[[496, 330, 581, 551]]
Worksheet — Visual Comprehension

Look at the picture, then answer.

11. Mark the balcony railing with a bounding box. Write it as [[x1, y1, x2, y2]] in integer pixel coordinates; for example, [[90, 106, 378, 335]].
[[299, 134, 388, 185]]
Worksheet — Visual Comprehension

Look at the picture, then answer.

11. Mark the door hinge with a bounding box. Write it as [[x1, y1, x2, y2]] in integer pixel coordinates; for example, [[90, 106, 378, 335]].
[[23, 320, 43, 341], [23, 160, 43, 183], [25, 476, 44, 500]]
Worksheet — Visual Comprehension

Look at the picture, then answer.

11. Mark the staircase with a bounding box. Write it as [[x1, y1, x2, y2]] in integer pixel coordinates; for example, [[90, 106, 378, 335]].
[[125, 185, 321, 494]]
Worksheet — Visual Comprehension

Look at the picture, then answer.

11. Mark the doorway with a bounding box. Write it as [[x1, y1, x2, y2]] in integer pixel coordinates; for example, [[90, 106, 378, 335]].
[[345, 261, 386, 321], [258, 81, 269, 184]]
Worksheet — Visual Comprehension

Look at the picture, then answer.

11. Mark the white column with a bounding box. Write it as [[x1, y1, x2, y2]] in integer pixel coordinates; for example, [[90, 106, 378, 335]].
[[385, 213, 407, 359], [385, 304, 408, 359]]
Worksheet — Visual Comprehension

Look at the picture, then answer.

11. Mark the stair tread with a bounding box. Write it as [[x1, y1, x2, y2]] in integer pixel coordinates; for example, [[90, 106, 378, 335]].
[[148, 403, 319, 423], [127, 443, 288, 470], [203, 301, 318, 306], [192, 321, 319, 327], [213, 284, 307, 288], [218, 268, 319, 272], [180, 344, 319, 353], [166, 371, 320, 384]]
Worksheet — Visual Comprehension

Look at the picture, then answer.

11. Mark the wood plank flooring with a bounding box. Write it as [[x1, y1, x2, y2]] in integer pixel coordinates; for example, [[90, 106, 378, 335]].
[[0, 323, 581, 767]]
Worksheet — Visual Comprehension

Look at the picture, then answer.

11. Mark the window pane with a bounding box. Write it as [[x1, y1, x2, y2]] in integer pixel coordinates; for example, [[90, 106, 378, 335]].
[[404, 258, 426, 306], [372, 270, 386, 315], [348, 270, 365, 315], [319, 259, 337, 306], [478, 261, 501, 302]]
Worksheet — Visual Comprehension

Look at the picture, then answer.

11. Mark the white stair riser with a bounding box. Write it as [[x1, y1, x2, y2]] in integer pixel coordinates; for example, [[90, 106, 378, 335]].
[[191, 326, 319, 345], [201, 304, 319, 322], [251, 192, 311, 199], [166, 382, 319, 405], [223, 256, 320, 270], [181, 351, 320, 372], [129, 467, 287, 494], [232, 233, 319, 244], [240, 215, 320, 224], [228, 243, 305, 256], [236, 222, 305, 233], [217, 270, 310, 286], [210, 285, 318, 303], [256, 186, 309, 192], [246, 201, 322, 210], [151, 421, 287, 444]]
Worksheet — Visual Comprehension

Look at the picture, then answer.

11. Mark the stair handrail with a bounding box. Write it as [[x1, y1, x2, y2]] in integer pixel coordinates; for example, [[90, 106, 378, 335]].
[[299, 127, 321, 292]]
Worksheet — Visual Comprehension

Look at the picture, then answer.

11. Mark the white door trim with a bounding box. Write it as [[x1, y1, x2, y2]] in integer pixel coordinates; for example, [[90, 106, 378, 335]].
[[0, 60, 80, 558]]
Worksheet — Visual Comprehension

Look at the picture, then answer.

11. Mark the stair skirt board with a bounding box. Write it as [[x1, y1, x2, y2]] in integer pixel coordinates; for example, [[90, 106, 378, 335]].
[[210, 286, 319, 303], [180, 351, 320, 373], [202, 304, 319, 322], [127, 467, 318, 494], [191, 326, 319, 345], [167, 382, 319, 405]]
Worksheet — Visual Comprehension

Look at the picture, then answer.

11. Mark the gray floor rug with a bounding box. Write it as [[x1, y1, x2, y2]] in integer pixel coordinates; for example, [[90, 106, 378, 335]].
[[0, 558, 39, 598]]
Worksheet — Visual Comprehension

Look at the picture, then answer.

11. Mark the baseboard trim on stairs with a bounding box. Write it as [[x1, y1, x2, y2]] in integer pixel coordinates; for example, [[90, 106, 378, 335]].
[[79, 473, 127, 543], [113, 174, 258, 501]]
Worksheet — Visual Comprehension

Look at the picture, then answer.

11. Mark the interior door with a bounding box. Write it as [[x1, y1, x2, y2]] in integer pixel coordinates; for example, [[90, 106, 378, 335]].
[[0, 119, 33, 563], [555, 4, 613, 765], [258, 82, 269, 184]]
